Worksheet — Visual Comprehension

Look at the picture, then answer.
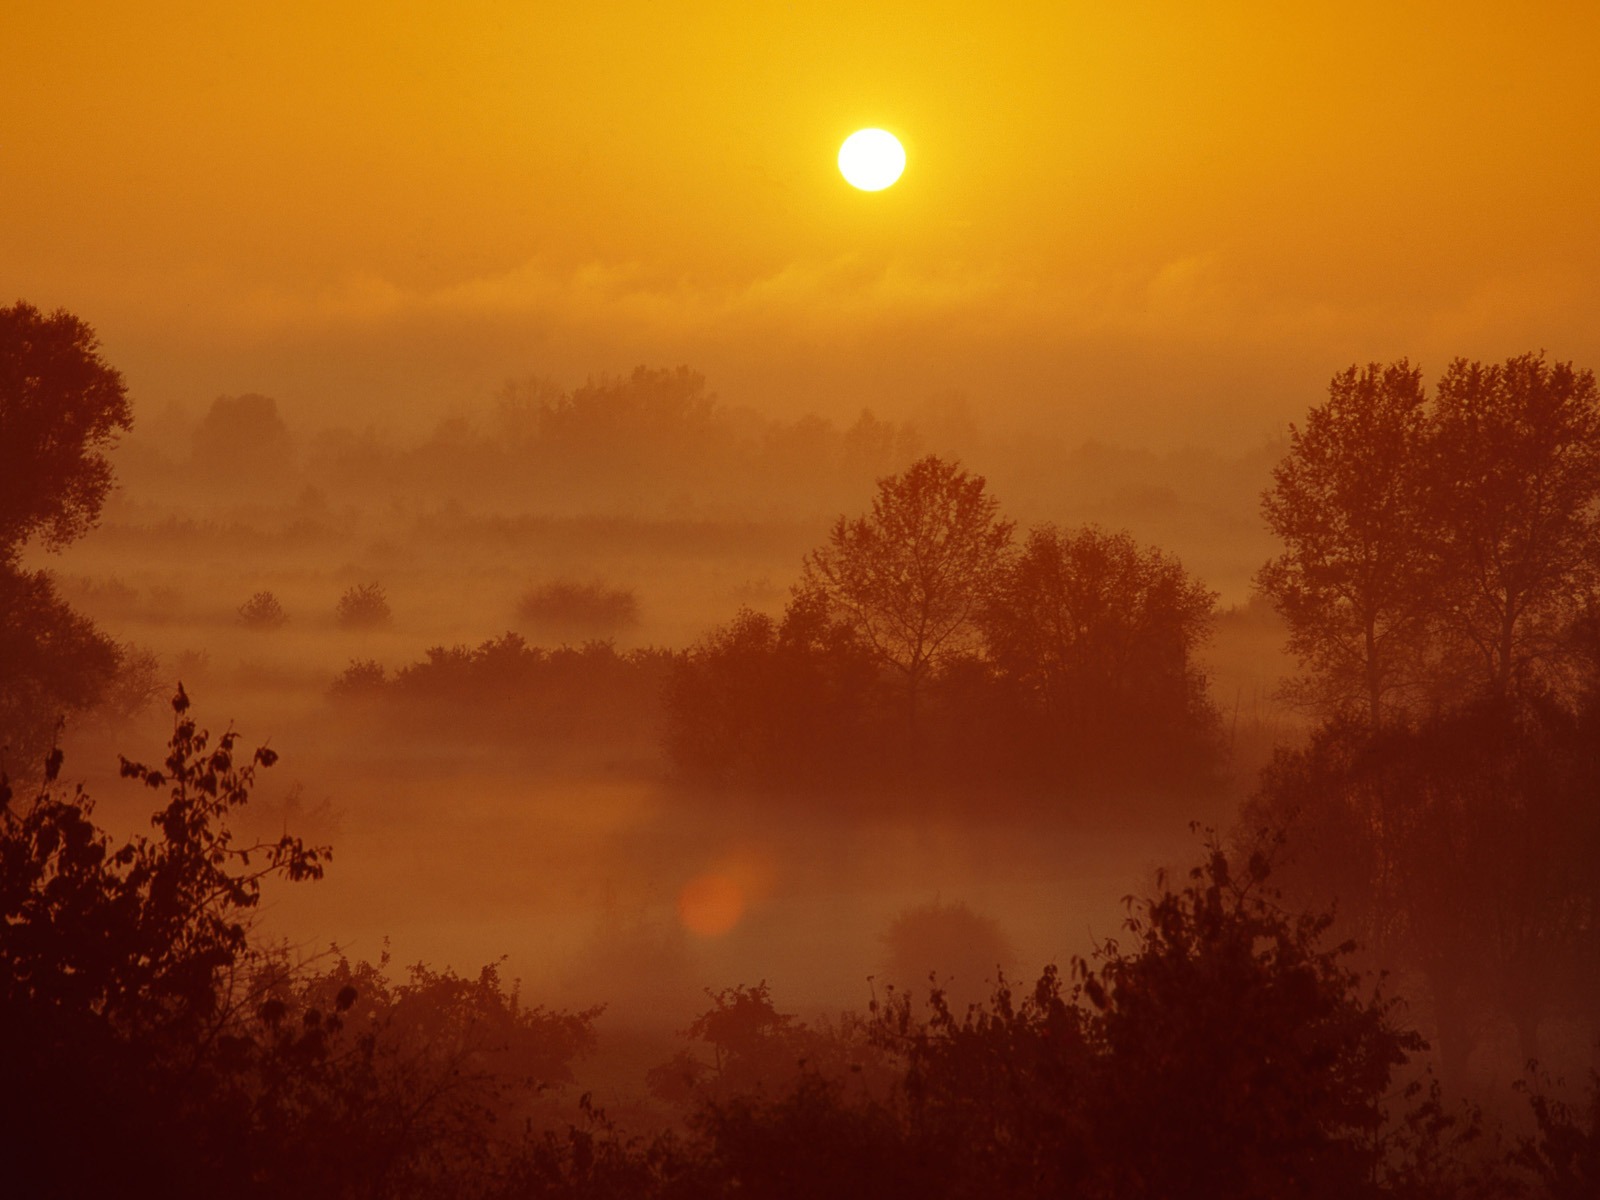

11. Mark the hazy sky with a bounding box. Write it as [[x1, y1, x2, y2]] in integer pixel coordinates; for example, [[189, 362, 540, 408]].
[[7, 1, 1599, 446]]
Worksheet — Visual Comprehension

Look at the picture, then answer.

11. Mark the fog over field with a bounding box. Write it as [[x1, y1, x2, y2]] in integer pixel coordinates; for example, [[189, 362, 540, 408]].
[[7, 4, 1600, 1196], [38, 388, 1285, 1014]]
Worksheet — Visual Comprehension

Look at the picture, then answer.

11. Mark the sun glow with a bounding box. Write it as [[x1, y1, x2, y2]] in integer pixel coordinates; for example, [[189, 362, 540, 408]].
[[838, 128, 906, 191]]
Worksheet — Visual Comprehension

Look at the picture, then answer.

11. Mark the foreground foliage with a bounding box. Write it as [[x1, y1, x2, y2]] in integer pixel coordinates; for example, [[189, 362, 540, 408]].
[[0, 691, 597, 1199], [4, 696, 1594, 1199]]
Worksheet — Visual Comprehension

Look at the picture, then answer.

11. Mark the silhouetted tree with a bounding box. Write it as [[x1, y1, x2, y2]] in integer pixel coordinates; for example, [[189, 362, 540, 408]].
[[190, 392, 295, 487], [1246, 697, 1600, 1086], [664, 592, 887, 789], [0, 303, 143, 768], [1428, 354, 1600, 698], [337, 632, 674, 759], [986, 524, 1219, 786], [1262, 355, 1600, 722], [1259, 361, 1435, 726], [803, 456, 1013, 741], [244, 951, 601, 1195], [0, 301, 132, 562], [0, 567, 122, 770]]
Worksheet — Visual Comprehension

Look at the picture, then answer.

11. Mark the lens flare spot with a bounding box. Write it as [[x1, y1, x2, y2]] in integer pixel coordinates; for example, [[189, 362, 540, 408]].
[[677, 873, 745, 937]]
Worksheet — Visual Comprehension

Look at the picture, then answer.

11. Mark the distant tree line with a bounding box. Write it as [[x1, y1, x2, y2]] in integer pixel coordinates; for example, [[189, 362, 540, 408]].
[[158, 365, 931, 516], [666, 456, 1222, 800]]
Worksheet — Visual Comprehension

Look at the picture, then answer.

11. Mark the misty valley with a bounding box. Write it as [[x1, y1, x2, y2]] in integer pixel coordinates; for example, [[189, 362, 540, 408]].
[[5, 311, 1600, 1198]]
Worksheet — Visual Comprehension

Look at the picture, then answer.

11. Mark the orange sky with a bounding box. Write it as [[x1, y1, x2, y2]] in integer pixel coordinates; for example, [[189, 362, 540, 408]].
[[6, 1, 1599, 446]]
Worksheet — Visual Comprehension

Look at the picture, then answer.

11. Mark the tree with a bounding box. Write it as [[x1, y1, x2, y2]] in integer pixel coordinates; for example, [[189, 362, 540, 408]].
[[1245, 696, 1600, 1087], [663, 591, 888, 790], [1259, 361, 1435, 727], [1428, 354, 1600, 698], [0, 300, 132, 562], [802, 456, 1013, 739], [0, 302, 140, 768], [986, 524, 1219, 785], [0, 567, 122, 770], [190, 392, 294, 489]]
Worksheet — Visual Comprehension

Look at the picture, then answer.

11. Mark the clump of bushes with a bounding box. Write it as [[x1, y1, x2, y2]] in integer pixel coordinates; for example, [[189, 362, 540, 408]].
[[516, 581, 640, 638], [336, 582, 392, 628], [238, 590, 288, 628]]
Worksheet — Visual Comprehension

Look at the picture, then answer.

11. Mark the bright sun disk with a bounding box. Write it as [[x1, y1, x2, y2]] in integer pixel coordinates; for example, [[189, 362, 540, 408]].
[[838, 129, 905, 191]]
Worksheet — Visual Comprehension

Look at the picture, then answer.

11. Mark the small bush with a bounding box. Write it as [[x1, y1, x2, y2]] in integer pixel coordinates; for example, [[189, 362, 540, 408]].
[[516, 581, 639, 638], [238, 590, 288, 628], [336, 582, 392, 629]]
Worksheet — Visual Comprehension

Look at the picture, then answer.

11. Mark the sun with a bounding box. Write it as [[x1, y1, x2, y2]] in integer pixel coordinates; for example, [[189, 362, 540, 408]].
[[838, 128, 906, 192]]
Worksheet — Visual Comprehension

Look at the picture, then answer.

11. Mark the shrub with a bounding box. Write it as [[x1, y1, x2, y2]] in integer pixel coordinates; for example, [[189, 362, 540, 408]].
[[0, 690, 601, 1198], [238, 590, 288, 628], [336, 582, 392, 628], [517, 581, 639, 638]]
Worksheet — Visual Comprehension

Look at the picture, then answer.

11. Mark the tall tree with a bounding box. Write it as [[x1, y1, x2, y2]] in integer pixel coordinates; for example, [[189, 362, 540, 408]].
[[1429, 353, 1600, 698], [0, 302, 136, 768], [1259, 361, 1435, 726], [802, 456, 1013, 740], [0, 301, 132, 563]]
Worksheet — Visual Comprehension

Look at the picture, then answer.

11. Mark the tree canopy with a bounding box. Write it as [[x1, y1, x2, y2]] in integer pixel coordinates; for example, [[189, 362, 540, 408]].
[[1260, 354, 1600, 724], [0, 302, 140, 769], [802, 455, 1014, 728], [0, 301, 132, 562], [1258, 361, 1435, 726]]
